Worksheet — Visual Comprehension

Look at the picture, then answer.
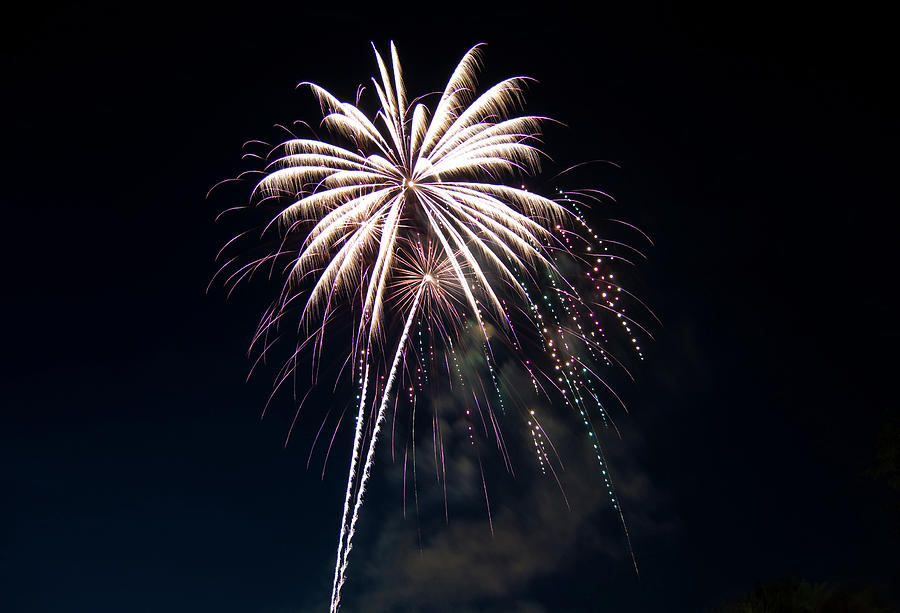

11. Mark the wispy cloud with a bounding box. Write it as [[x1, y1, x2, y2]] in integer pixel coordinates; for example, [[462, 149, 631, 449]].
[[336, 398, 678, 612]]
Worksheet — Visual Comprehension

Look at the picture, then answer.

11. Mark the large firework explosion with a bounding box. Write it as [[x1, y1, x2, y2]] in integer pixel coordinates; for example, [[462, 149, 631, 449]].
[[215, 42, 652, 612]]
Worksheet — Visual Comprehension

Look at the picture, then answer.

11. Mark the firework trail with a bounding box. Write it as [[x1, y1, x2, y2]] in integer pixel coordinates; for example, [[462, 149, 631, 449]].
[[216, 42, 652, 612]]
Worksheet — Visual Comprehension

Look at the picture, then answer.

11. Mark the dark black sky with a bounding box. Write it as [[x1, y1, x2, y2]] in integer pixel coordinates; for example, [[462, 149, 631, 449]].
[[2, 2, 897, 612]]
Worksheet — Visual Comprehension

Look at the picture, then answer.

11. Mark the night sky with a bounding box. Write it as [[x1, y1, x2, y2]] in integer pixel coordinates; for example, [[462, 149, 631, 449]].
[[2, 2, 897, 612]]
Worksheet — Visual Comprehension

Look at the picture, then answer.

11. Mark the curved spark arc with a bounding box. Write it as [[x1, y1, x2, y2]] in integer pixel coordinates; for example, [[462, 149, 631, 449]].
[[221, 41, 651, 613]]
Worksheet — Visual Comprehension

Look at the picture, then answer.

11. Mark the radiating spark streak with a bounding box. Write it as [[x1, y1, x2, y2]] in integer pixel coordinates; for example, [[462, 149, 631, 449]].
[[402, 443, 409, 516], [583, 300, 656, 342], [284, 387, 314, 447], [552, 286, 655, 342], [588, 277, 662, 326], [247, 335, 282, 384], [588, 237, 648, 260], [478, 456, 494, 536], [321, 399, 351, 479], [527, 411, 565, 471], [572, 357, 629, 415], [307, 401, 337, 470], [544, 450, 571, 510], [607, 218, 655, 245]]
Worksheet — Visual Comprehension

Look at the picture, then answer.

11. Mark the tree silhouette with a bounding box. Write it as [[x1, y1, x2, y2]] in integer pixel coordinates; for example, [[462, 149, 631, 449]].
[[713, 578, 895, 613]]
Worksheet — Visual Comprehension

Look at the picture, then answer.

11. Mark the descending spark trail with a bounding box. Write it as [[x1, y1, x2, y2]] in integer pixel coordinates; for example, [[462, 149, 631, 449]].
[[329, 356, 371, 612], [335, 279, 425, 609], [217, 42, 653, 612]]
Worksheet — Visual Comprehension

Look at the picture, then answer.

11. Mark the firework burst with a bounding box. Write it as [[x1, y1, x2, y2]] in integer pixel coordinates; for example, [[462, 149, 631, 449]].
[[216, 42, 652, 612]]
